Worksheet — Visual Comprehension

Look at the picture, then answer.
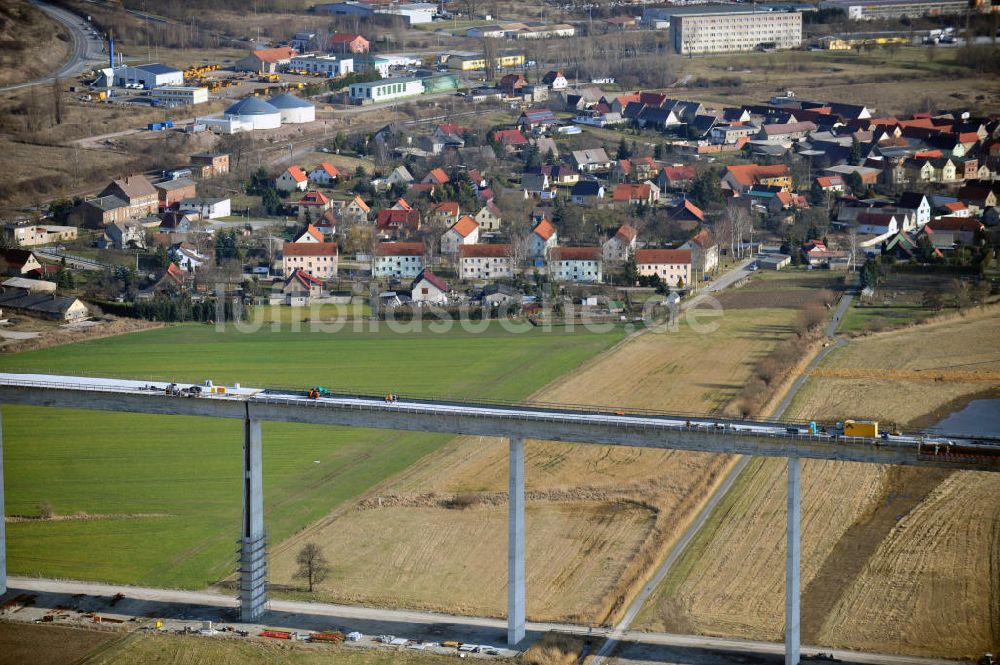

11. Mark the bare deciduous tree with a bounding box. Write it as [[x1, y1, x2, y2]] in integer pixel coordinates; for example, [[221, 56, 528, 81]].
[[294, 542, 330, 593]]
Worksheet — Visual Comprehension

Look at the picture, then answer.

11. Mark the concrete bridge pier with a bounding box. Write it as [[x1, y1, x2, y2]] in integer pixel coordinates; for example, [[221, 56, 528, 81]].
[[786, 456, 801, 665], [508, 436, 525, 647], [238, 414, 267, 623], [0, 408, 6, 597]]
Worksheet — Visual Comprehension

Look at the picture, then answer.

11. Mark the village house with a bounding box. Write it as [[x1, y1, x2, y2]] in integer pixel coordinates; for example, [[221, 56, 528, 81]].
[[722, 164, 792, 194], [541, 70, 568, 90], [0, 249, 42, 276], [376, 207, 421, 238], [1, 224, 77, 248], [500, 74, 527, 96], [276, 166, 309, 193], [308, 163, 341, 186], [170, 242, 210, 271], [571, 148, 613, 173], [235, 46, 298, 73], [613, 157, 658, 184], [410, 269, 448, 305], [154, 178, 197, 210], [855, 212, 900, 237], [459, 244, 514, 280], [422, 167, 450, 186], [328, 32, 369, 53], [190, 152, 229, 178], [528, 219, 558, 259], [341, 195, 371, 224], [440, 216, 480, 254], [474, 202, 503, 231], [635, 249, 692, 288], [920, 217, 985, 248], [99, 175, 159, 218], [602, 224, 637, 263], [430, 201, 461, 226], [548, 247, 603, 283], [0, 291, 89, 322], [97, 221, 147, 250], [374, 242, 424, 279], [667, 199, 705, 224], [896, 192, 932, 227], [294, 191, 333, 220], [493, 128, 529, 154], [179, 197, 231, 220], [281, 269, 324, 306], [281, 241, 338, 279], [679, 229, 719, 274], [571, 180, 605, 205], [68, 196, 130, 228], [659, 164, 697, 191], [813, 175, 845, 195], [612, 182, 659, 206]]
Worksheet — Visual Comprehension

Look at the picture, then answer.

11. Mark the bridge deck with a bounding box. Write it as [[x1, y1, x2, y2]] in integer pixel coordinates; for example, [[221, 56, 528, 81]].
[[0, 373, 997, 472]]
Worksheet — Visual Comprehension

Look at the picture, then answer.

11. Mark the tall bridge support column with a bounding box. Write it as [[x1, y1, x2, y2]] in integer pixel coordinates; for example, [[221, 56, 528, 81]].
[[508, 436, 525, 647], [238, 414, 267, 623], [786, 456, 801, 665], [0, 407, 6, 597]]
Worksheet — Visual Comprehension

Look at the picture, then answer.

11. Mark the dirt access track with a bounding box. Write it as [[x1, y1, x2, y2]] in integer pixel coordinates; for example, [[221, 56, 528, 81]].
[[637, 307, 1000, 660]]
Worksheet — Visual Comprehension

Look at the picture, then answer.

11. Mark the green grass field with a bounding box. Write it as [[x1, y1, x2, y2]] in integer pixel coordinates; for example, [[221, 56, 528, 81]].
[[0, 323, 624, 588]]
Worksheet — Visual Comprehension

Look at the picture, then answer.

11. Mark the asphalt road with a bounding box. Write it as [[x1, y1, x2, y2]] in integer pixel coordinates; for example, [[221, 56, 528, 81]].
[[2, 578, 960, 665], [0, 0, 106, 92]]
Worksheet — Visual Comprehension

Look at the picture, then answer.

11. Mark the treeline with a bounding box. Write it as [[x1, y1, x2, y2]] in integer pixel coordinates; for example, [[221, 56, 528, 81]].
[[95, 296, 251, 322], [955, 45, 1000, 75], [734, 291, 838, 418]]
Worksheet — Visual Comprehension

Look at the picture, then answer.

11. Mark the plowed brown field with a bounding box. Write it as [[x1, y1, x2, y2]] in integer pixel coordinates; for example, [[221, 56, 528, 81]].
[[636, 307, 1000, 658]]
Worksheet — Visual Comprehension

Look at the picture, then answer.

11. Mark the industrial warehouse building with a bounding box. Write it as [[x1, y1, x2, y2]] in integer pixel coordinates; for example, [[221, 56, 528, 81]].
[[114, 63, 184, 89], [669, 6, 802, 54], [149, 86, 209, 105], [819, 0, 977, 19], [289, 54, 354, 77], [350, 76, 424, 104]]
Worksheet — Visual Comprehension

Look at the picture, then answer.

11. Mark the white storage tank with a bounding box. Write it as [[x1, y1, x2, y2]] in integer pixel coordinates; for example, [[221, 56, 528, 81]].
[[224, 97, 282, 130], [268, 92, 315, 124]]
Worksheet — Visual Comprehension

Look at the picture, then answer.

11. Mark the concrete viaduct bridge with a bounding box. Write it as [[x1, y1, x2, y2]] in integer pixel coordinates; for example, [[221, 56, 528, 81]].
[[0, 373, 997, 665]]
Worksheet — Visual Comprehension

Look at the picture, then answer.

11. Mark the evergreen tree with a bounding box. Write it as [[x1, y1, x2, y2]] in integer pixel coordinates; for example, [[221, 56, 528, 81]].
[[616, 137, 631, 160]]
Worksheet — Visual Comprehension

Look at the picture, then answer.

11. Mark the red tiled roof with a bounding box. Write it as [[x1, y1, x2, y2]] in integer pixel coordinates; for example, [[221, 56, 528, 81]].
[[494, 129, 528, 145], [377, 208, 421, 230], [687, 228, 713, 249], [349, 195, 370, 213], [926, 217, 984, 233], [635, 249, 692, 265], [533, 219, 556, 241], [298, 191, 331, 206], [287, 268, 324, 288], [551, 247, 600, 262], [329, 32, 365, 44], [392, 198, 413, 210], [460, 243, 511, 258], [425, 168, 449, 184], [315, 162, 340, 178], [724, 164, 790, 187], [298, 224, 323, 242], [450, 215, 479, 238], [414, 269, 447, 292], [282, 242, 338, 257], [376, 242, 424, 256], [662, 164, 697, 182], [615, 224, 637, 242], [431, 201, 460, 216], [253, 46, 298, 63], [286, 166, 307, 183]]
